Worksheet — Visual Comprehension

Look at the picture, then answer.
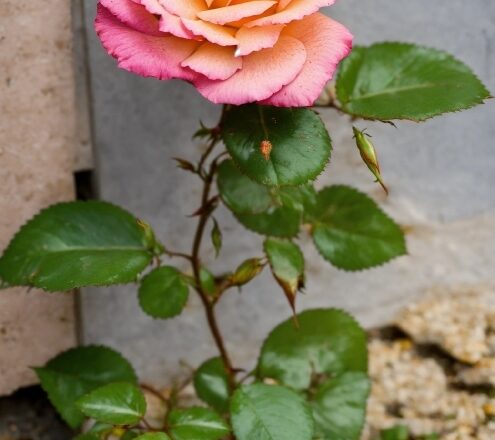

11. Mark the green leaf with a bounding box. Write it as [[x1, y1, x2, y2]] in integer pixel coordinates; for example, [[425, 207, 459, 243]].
[[193, 357, 230, 413], [138, 266, 189, 319], [230, 383, 314, 440], [135, 434, 171, 440], [310, 186, 406, 270], [0, 201, 158, 291], [378, 426, 410, 440], [280, 185, 317, 216], [200, 267, 217, 297], [312, 372, 370, 440], [258, 309, 367, 390], [122, 431, 140, 440], [35, 345, 137, 428], [235, 206, 301, 238], [77, 382, 146, 425], [168, 407, 230, 440], [217, 160, 314, 238], [263, 238, 304, 310], [222, 105, 331, 186], [336, 42, 490, 121], [217, 160, 273, 214], [211, 219, 222, 258], [87, 422, 114, 436]]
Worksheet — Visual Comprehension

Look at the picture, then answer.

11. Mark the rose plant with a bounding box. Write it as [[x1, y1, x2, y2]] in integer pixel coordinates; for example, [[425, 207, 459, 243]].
[[0, 1, 490, 440]]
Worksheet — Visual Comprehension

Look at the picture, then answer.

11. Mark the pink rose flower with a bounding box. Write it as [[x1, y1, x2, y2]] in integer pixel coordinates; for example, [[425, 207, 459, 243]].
[[95, 0, 353, 107]]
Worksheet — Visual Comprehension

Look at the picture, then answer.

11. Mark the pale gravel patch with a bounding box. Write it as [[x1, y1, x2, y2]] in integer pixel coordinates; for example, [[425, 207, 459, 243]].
[[364, 288, 495, 440]]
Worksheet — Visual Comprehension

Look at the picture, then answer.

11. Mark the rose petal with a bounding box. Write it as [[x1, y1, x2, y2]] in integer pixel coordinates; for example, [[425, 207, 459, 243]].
[[136, 0, 165, 15], [193, 35, 306, 104], [263, 13, 352, 107], [159, 11, 198, 39], [277, 0, 292, 11], [99, 0, 161, 35], [95, 4, 199, 81], [182, 18, 238, 46], [198, 1, 277, 25], [182, 43, 241, 80], [246, 0, 335, 27], [235, 24, 284, 56], [160, 0, 207, 19], [206, 0, 232, 7]]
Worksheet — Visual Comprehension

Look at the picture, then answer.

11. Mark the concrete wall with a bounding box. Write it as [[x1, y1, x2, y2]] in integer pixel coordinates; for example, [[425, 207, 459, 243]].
[[0, 0, 77, 395], [81, 0, 495, 386]]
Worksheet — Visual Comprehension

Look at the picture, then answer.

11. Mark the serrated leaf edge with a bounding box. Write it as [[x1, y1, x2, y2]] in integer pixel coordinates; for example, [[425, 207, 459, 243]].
[[336, 41, 491, 122], [311, 185, 407, 272], [256, 307, 369, 381], [34, 344, 138, 428], [0, 201, 155, 292], [137, 266, 190, 320], [224, 108, 332, 187]]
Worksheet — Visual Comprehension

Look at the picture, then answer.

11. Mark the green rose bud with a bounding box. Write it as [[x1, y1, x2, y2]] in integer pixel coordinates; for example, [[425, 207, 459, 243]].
[[230, 258, 265, 287], [353, 126, 388, 194]]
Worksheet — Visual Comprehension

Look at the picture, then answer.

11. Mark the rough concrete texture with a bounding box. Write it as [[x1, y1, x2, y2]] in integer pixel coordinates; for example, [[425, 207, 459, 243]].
[[81, 0, 495, 386], [0, 1, 77, 394]]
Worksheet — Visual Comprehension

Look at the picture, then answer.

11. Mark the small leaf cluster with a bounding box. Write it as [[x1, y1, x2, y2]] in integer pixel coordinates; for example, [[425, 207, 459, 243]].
[[36, 308, 368, 440]]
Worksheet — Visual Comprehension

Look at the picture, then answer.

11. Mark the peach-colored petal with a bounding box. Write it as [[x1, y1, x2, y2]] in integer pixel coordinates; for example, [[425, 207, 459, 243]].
[[277, 0, 292, 11], [263, 13, 352, 107], [95, 4, 199, 81], [99, 0, 161, 35], [198, 1, 277, 25], [206, 0, 232, 7], [131, 0, 196, 39], [160, 0, 207, 19], [182, 18, 237, 46], [193, 35, 306, 104], [246, 0, 335, 27], [182, 43, 241, 80], [159, 11, 197, 39], [235, 24, 284, 56]]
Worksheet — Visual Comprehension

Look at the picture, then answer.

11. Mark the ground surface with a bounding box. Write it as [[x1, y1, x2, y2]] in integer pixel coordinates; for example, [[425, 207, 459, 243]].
[[0, 387, 72, 440], [363, 288, 495, 440]]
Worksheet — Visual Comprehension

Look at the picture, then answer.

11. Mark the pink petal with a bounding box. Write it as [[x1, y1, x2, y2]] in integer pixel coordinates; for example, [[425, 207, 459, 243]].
[[95, 4, 199, 81], [182, 18, 238, 46], [136, 0, 165, 15], [193, 35, 306, 105], [246, 0, 335, 27], [198, 1, 277, 25], [263, 13, 352, 107], [182, 43, 242, 80], [235, 24, 284, 56], [99, 0, 161, 35]]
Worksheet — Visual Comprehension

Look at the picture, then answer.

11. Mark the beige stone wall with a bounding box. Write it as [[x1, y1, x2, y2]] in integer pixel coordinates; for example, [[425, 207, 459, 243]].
[[0, 0, 77, 395]]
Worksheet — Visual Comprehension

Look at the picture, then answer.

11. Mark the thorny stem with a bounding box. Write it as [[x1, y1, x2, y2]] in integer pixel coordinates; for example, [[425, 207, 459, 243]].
[[189, 108, 236, 390], [140, 383, 167, 403], [163, 249, 192, 262]]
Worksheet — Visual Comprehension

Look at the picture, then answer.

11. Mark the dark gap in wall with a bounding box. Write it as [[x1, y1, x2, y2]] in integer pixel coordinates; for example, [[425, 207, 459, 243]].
[[0, 386, 73, 440], [74, 170, 96, 201]]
